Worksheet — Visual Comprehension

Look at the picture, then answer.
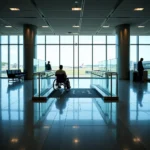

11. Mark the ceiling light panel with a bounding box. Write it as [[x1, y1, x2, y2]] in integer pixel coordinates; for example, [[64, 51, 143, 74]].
[[72, 7, 82, 11], [5, 25, 12, 28], [134, 8, 144, 11], [42, 26, 49, 28], [138, 26, 145, 28], [9, 8, 20, 11], [103, 26, 109, 28], [73, 25, 80, 28]]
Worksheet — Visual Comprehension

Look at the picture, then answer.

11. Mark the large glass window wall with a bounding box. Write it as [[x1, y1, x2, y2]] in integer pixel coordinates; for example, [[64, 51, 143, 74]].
[[130, 36, 150, 78], [36, 35, 117, 78], [0, 35, 23, 77], [1, 35, 150, 78]]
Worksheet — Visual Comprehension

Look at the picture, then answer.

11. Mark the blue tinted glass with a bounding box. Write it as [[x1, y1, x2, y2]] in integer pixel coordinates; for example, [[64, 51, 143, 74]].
[[107, 36, 116, 44], [10, 35, 18, 44], [139, 36, 150, 44], [130, 36, 137, 44], [1, 36, 8, 44], [37, 35, 45, 44]]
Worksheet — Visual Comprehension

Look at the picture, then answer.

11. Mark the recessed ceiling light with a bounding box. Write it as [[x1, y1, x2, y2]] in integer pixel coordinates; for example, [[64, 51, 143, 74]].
[[72, 33, 79, 34], [103, 26, 109, 28], [134, 8, 144, 11], [73, 25, 80, 28], [9, 8, 20, 11], [42, 26, 49, 28], [138, 25, 145, 28], [5, 25, 12, 28], [72, 7, 82, 11]]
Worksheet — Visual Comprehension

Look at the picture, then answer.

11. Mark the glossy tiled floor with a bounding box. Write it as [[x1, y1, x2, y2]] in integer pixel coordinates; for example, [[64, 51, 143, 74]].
[[0, 78, 150, 150]]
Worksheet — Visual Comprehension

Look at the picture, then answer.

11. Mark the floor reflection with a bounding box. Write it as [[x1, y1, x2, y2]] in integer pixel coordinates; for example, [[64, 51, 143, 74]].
[[55, 98, 69, 114], [0, 79, 150, 150]]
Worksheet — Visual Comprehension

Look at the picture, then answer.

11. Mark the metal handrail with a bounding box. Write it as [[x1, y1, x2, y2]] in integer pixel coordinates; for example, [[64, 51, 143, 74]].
[[33, 71, 55, 97], [91, 70, 118, 97]]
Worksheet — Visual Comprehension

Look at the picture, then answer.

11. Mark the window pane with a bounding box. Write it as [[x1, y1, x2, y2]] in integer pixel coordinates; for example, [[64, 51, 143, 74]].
[[37, 35, 45, 44], [107, 36, 116, 44], [19, 45, 24, 71], [60, 45, 73, 77], [10, 35, 18, 44], [79, 36, 92, 44], [93, 36, 106, 44], [93, 46, 106, 70], [60, 36, 73, 44], [79, 45, 92, 77], [10, 45, 18, 70], [139, 36, 150, 44], [2, 110, 9, 120], [74, 35, 78, 44], [74, 45, 78, 77], [37, 45, 45, 60], [1, 45, 8, 77], [46, 35, 59, 44], [1, 36, 8, 44], [107, 45, 116, 71], [139, 45, 150, 78], [107, 45, 116, 60], [130, 36, 137, 44], [46, 45, 59, 71], [130, 45, 137, 70], [19, 36, 23, 44], [139, 46, 150, 61]]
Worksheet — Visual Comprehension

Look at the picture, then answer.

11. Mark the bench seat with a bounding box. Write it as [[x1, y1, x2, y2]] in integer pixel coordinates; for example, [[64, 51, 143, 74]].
[[6, 70, 26, 82]]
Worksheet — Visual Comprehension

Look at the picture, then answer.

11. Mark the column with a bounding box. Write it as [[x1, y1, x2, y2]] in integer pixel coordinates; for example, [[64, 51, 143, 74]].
[[23, 24, 37, 80], [116, 24, 130, 80]]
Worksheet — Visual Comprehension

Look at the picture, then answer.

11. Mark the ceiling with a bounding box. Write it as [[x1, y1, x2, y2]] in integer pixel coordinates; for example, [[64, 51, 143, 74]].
[[0, 0, 150, 35]]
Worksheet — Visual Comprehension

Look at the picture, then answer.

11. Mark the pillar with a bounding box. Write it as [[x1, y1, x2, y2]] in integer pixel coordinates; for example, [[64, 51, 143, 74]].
[[23, 24, 37, 80], [116, 24, 130, 80]]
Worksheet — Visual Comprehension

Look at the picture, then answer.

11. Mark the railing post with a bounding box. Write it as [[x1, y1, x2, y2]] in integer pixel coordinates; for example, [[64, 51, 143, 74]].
[[39, 73, 40, 97], [111, 73, 112, 97], [116, 73, 118, 96]]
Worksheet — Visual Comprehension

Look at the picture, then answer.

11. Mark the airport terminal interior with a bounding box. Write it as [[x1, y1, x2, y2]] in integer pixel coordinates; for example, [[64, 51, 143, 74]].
[[1, 0, 150, 150]]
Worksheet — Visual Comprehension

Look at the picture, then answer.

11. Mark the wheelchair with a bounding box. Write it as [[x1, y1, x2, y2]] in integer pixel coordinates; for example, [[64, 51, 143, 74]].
[[53, 74, 69, 90]]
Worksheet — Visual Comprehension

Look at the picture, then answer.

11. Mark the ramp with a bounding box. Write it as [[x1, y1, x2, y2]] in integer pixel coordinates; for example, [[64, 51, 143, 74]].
[[49, 88, 102, 98]]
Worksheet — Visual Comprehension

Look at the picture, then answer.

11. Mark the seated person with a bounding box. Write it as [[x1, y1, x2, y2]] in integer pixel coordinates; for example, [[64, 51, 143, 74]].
[[45, 61, 52, 71], [55, 65, 71, 89]]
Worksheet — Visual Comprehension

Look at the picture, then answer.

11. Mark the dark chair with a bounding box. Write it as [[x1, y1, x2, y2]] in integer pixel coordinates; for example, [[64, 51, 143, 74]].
[[6, 69, 26, 82]]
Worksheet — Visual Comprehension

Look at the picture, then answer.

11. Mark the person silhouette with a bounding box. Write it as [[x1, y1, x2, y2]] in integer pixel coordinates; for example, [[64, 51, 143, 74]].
[[137, 58, 144, 82], [55, 65, 71, 90], [46, 61, 52, 71]]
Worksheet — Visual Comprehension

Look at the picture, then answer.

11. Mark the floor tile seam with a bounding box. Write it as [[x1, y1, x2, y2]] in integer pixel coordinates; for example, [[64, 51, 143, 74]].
[[40, 127, 53, 150], [64, 125, 107, 127], [138, 110, 150, 114], [45, 113, 67, 150], [1, 103, 23, 109], [92, 99, 107, 125], [34, 100, 56, 128], [117, 117, 147, 149], [2, 126, 24, 129]]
